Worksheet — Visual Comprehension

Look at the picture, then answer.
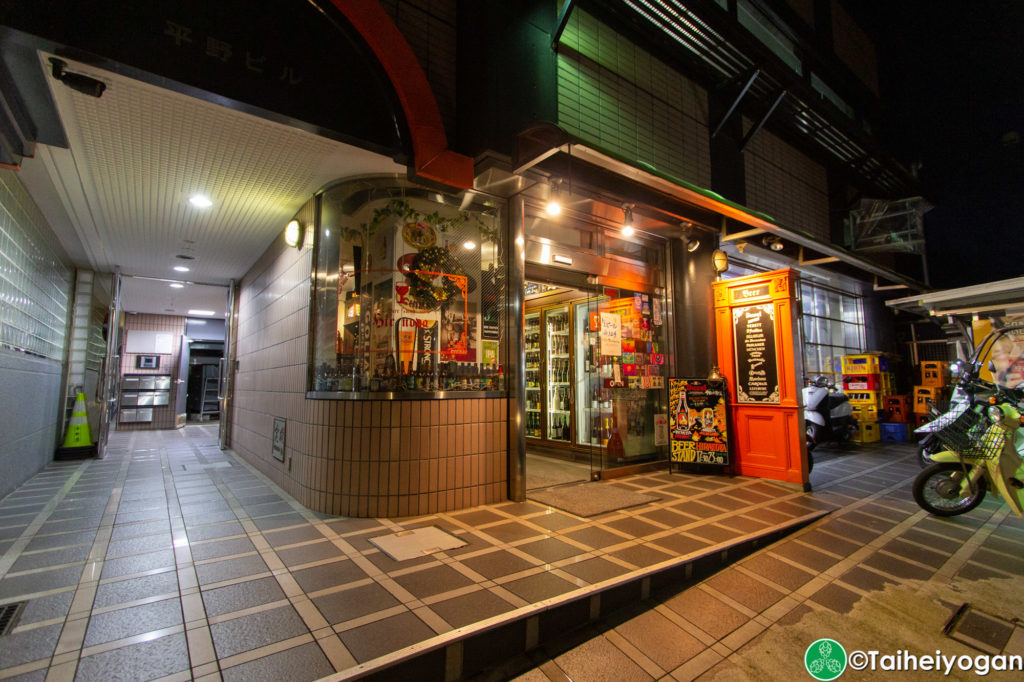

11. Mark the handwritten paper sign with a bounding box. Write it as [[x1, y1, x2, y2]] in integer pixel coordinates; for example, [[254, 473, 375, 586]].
[[600, 312, 621, 356]]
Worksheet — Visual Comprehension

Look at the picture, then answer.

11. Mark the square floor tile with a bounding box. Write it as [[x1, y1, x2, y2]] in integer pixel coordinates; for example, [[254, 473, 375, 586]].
[[705, 570, 784, 613], [313, 582, 400, 625], [338, 611, 436, 663], [0, 623, 64, 668], [606, 544, 673, 569], [210, 605, 309, 659], [83, 597, 183, 647], [76, 632, 189, 682], [105, 533, 174, 559], [10, 544, 90, 572], [18, 590, 75, 625], [430, 588, 516, 629], [561, 526, 628, 550], [185, 520, 245, 542], [190, 536, 257, 561], [649, 533, 711, 556], [458, 549, 536, 580], [221, 641, 334, 682], [24, 530, 96, 552], [614, 608, 704, 672], [111, 520, 171, 541], [262, 525, 326, 547], [515, 537, 585, 564], [500, 572, 576, 603], [94, 570, 180, 609], [0, 566, 83, 600], [276, 540, 345, 567], [480, 521, 543, 544], [602, 517, 661, 538], [291, 559, 369, 594], [663, 587, 747, 640], [195, 554, 270, 586], [557, 557, 630, 585], [202, 576, 287, 618], [392, 564, 474, 599], [100, 549, 176, 579]]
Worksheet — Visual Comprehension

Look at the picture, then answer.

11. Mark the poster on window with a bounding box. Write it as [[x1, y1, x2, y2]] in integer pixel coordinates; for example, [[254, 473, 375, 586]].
[[668, 379, 729, 466], [732, 303, 780, 404], [600, 312, 621, 356]]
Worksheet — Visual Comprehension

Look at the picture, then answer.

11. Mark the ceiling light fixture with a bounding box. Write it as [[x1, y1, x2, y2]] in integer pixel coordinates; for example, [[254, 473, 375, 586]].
[[169, 283, 184, 289], [187, 309, 216, 316], [621, 203, 635, 237], [188, 194, 212, 209], [173, 265, 190, 272], [763, 235, 785, 251], [284, 219, 304, 248], [463, 240, 476, 250], [545, 178, 562, 216], [49, 58, 106, 98]]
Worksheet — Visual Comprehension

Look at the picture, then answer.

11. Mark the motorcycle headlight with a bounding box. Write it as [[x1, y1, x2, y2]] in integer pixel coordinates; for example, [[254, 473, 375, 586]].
[[950, 361, 963, 379], [988, 404, 1004, 422]]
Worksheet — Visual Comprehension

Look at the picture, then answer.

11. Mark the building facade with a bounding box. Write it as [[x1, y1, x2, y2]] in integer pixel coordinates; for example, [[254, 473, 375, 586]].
[[0, 1, 926, 511]]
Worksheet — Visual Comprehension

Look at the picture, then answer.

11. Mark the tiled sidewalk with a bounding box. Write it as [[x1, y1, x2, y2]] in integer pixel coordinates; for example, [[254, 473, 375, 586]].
[[507, 445, 1024, 681], [0, 426, 833, 681]]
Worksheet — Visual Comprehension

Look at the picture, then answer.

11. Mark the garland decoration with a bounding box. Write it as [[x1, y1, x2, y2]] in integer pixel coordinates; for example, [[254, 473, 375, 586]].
[[407, 246, 466, 308]]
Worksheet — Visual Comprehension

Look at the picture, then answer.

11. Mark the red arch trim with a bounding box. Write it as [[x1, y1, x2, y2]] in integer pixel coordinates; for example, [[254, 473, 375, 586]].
[[329, 0, 473, 189]]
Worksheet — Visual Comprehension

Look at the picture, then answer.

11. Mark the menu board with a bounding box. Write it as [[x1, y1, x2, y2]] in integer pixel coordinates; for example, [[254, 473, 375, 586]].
[[668, 379, 729, 466], [732, 303, 780, 404]]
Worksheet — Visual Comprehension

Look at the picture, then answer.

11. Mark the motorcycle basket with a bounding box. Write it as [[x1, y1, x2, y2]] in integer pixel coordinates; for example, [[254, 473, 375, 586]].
[[932, 409, 1005, 460]]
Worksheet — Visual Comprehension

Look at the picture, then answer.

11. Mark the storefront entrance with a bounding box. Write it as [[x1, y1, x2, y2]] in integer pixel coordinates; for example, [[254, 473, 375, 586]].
[[523, 270, 668, 490]]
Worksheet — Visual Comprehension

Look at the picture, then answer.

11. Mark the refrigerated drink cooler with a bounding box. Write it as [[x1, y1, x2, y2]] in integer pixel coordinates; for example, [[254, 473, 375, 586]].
[[524, 286, 666, 467]]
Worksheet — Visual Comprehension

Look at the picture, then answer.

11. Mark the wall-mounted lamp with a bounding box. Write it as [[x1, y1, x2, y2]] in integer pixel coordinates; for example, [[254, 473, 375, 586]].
[[284, 219, 305, 248], [49, 58, 106, 98], [712, 249, 729, 273], [545, 178, 562, 216], [681, 222, 700, 252], [621, 203, 635, 237], [763, 235, 785, 251]]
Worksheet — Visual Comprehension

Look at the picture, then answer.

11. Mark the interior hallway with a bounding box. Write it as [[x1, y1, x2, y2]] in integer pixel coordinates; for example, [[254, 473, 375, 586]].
[[0, 426, 831, 681]]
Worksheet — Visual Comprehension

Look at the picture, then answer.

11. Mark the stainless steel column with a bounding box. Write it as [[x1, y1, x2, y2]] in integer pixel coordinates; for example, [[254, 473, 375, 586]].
[[507, 195, 527, 501]]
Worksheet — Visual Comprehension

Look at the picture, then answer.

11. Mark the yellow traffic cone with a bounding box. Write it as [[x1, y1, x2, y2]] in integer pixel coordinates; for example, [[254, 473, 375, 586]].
[[56, 392, 96, 459]]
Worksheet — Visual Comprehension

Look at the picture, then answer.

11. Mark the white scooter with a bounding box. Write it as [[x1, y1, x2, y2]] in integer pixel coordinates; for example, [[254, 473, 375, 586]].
[[803, 377, 858, 455]]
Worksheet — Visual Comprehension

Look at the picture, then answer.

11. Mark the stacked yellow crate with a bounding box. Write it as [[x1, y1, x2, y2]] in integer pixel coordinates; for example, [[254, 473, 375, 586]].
[[912, 361, 949, 428], [842, 354, 886, 443]]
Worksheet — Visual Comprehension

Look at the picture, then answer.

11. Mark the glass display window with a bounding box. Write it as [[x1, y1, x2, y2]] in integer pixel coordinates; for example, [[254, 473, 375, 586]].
[[309, 177, 506, 396]]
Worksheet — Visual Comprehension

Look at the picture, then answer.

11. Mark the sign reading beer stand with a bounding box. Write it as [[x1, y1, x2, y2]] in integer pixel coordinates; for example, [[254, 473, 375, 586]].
[[713, 269, 808, 487], [668, 378, 729, 471]]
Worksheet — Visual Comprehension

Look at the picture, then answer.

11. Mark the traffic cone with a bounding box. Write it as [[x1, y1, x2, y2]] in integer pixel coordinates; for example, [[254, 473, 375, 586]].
[[56, 392, 96, 460]]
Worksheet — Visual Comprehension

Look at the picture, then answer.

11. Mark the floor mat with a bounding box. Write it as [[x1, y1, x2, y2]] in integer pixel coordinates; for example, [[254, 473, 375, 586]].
[[528, 482, 659, 517]]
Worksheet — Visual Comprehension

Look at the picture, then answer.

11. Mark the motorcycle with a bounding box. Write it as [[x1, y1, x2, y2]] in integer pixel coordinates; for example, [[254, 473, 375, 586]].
[[803, 376, 858, 455], [915, 324, 1021, 467], [912, 387, 1024, 517]]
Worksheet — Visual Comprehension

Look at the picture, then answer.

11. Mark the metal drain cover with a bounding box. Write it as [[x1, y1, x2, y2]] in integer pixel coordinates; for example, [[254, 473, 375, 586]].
[[369, 526, 467, 561], [944, 603, 1017, 654]]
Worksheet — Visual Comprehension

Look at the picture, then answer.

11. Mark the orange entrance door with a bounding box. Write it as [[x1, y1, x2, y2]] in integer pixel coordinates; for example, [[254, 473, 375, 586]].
[[713, 269, 808, 488]]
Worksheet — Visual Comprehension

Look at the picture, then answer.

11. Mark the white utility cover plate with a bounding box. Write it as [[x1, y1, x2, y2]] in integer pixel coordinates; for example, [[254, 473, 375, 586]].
[[369, 526, 467, 561]]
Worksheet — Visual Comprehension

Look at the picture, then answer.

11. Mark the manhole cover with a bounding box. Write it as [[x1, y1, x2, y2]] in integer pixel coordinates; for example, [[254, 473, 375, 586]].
[[369, 526, 467, 561]]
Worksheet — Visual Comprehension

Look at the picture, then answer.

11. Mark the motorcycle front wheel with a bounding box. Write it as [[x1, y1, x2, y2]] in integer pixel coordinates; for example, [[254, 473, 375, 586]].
[[912, 462, 987, 516]]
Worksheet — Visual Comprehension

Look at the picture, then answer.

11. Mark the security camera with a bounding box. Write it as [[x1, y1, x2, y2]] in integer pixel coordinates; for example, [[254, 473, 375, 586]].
[[49, 58, 106, 98]]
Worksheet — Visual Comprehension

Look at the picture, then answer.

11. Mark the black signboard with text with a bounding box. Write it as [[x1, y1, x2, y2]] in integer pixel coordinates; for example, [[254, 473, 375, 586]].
[[732, 303, 780, 404]]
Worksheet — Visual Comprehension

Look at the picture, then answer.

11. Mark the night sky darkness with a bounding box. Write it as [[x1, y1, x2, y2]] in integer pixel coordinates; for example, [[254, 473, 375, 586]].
[[853, 0, 1024, 289]]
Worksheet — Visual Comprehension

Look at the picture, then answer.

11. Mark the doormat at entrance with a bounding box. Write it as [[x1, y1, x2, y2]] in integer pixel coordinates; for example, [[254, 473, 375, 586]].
[[528, 483, 659, 517]]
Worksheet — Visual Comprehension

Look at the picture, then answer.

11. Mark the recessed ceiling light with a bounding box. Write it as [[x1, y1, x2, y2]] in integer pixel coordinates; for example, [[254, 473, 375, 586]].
[[169, 283, 184, 289], [188, 309, 216, 316], [463, 241, 476, 250], [173, 265, 190, 272], [188, 194, 212, 208]]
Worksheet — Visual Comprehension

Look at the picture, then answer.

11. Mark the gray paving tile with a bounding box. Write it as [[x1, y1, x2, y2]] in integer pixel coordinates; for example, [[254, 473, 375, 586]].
[[459, 549, 536, 580], [516, 537, 586, 564], [481, 521, 544, 543], [524, 512, 581, 532], [0, 565, 83, 599], [114, 508, 169, 524], [252, 512, 306, 531], [202, 576, 287, 618], [196, 554, 270, 586], [190, 536, 257, 561], [19, 590, 75, 625], [184, 510, 239, 527], [430, 588, 517, 628], [741, 553, 815, 591], [11, 544, 91, 572], [83, 597, 183, 647], [291, 559, 369, 593], [704, 570, 785, 613], [210, 605, 309, 659], [809, 582, 863, 614], [561, 526, 628, 550], [111, 520, 171, 541], [501, 572, 577, 603], [105, 533, 174, 559], [75, 632, 189, 682], [338, 611, 436, 663], [863, 551, 935, 580], [603, 516, 662, 538], [606, 544, 673, 569], [551, 633, 653, 682], [37, 516, 103, 534], [275, 539, 345, 567], [100, 549, 176, 579], [221, 641, 334, 682], [94, 570, 180, 608], [0, 622, 62, 668], [312, 583, 400, 625], [663, 587, 747, 640], [261, 525, 326, 547], [614, 608, 704, 673], [185, 520, 245, 542], [554, 556, 630, 585], [392, 564, 475, 599], [243, 500, 295, 517]]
